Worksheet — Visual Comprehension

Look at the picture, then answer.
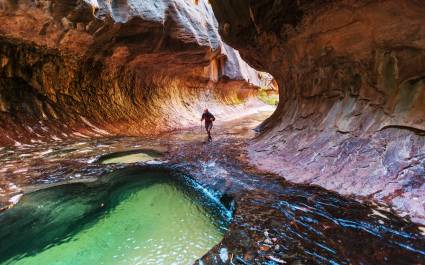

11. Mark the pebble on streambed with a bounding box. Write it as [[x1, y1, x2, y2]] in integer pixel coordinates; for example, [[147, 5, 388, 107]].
[[258, 229, 286, 263]]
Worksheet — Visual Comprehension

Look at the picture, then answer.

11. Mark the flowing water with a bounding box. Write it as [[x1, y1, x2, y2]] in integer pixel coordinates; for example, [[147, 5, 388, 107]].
[[0, 110, 424, 264], [0, 168, 230, 265]]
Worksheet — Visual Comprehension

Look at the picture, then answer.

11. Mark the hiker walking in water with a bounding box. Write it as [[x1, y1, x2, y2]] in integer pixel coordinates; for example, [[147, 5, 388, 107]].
[[201, 108, 215, 142]]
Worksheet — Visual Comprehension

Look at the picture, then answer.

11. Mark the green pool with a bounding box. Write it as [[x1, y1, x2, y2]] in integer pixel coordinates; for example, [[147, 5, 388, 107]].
[[0, 168, 230, 265], [98, 149, 163, 164]]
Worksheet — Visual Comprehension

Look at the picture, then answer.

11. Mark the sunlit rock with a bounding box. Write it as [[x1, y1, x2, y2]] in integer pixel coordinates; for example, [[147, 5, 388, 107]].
[[0, 0, 264, 145]]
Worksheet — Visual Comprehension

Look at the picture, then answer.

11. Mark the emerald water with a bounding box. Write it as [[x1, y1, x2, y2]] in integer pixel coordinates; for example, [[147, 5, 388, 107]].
[[99, 149, 163, 164], [0, 168, 230, 265]]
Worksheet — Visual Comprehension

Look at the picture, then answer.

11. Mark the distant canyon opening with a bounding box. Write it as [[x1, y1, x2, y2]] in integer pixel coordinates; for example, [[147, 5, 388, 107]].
[[0, 1, 424, 265]]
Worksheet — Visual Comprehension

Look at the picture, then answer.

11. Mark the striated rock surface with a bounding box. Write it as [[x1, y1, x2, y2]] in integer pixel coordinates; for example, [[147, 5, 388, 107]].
[[0, 0, 263, 146], [210, 0, 425, 224]]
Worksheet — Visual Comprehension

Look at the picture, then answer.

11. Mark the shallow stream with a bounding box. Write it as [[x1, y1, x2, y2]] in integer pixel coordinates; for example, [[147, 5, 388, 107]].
[[0, 168, 229, 265], [0, 111, 424, 264]]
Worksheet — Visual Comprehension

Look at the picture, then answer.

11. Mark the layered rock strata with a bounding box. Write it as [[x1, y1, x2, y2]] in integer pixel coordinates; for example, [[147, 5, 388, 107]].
[[210, 0, 425, 223], [0, 0, 263, 146]]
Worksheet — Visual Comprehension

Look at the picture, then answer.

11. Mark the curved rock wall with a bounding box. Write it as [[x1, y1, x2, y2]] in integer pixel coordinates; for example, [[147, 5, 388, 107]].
[[210, 0, 425, 223], [0, 0, 263, 145]]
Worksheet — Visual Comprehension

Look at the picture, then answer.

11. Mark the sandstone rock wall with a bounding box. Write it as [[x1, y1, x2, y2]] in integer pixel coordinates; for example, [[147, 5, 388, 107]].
[[210, 0, 425, 223], [0, 0, 262, 145]]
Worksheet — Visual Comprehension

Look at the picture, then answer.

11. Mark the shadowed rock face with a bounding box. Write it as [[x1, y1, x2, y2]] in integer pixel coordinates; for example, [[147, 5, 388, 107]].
[[210, 0, 425, 224], [0, 0, 263, 145]]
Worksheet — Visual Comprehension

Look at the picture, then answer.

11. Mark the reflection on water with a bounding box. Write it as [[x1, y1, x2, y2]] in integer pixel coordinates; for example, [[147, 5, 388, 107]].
[[0, 110, 424, 264], [0, 168, 230, 265]]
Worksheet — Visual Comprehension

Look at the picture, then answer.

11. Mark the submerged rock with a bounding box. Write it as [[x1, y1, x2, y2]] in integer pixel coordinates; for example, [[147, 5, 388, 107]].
[[209, 0, 425, 224]]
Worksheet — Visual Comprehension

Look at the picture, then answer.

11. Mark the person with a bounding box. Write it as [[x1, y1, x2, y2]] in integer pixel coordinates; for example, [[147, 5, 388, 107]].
[[201, 108, 215, 142]]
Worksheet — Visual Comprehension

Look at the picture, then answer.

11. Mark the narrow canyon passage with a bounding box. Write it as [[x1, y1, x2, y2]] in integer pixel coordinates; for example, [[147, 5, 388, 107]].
[[1, 0, 425, 264], [0, 111, 424, 264]]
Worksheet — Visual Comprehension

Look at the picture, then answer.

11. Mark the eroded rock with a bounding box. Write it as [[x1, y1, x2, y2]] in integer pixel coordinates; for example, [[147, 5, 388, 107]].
[[209, 0, 425, 224], [0, 0, 264, 145]]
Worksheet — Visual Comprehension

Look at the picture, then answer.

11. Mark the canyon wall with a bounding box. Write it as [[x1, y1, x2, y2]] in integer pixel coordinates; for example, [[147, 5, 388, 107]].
[[210, 0, 425, 224], [0, 0, 262, 146]]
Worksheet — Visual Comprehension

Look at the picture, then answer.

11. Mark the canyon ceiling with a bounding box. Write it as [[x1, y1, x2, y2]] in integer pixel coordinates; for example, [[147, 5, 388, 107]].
[[0, 0, 424, 225], [0, 0, 262, 145], [210, 0, 425, 224]]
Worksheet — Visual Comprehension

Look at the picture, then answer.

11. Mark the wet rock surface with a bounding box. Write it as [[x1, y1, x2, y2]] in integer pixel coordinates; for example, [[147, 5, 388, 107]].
[[2, 112, 424, 265], [172, 118, 425, 264], [0, 0, 265, 145], [0, 1, 424, 263], [209, 0, 425, 224]]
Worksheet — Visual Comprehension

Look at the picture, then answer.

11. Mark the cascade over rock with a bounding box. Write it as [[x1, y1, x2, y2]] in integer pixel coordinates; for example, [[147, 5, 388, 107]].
[[0, 0, 262, 145], [209, 0, 425, 224]]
